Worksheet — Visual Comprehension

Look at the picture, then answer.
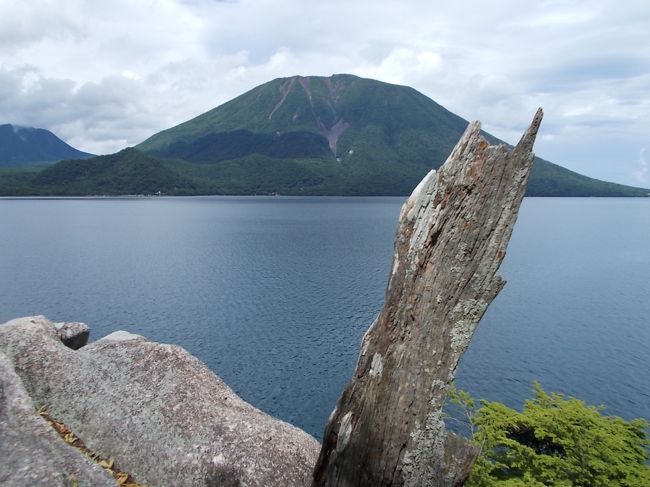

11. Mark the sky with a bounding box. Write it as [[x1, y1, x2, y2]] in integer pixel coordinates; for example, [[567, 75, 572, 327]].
[[1, 0, 648, 187]]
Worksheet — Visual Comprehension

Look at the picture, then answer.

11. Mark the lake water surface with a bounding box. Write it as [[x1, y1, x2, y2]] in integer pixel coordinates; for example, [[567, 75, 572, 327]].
[[0, 196, 648, 439]]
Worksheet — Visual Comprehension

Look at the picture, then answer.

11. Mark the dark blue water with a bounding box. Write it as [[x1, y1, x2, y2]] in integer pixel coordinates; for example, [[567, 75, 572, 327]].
[[1, 196, 648, 439]]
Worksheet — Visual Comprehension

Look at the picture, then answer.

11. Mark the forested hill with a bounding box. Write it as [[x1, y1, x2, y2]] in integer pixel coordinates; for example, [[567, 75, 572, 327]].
[[1, 75, 647, 196], [0, 124, 92, 168]]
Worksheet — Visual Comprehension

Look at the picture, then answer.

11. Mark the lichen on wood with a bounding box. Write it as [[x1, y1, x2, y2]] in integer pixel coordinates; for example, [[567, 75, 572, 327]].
[[313, 109, 543, 487]]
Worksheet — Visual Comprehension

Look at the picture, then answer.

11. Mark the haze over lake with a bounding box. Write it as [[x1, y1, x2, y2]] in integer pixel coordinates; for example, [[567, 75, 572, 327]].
[[1, 196, 648, 439]]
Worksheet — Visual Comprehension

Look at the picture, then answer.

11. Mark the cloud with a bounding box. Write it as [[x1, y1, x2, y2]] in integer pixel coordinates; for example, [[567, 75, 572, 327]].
[[633, 148, 648, 183], [0, 1, 86, 48], [358, 48, 444, 87], [0, 65, 155, 154]]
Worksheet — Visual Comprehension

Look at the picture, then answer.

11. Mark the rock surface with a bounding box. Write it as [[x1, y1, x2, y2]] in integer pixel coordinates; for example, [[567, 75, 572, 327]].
[[0, 316, 320, 487], [0, 352, 115, 487], [313, 110, 543, 486], [53, 320, 90, 350]]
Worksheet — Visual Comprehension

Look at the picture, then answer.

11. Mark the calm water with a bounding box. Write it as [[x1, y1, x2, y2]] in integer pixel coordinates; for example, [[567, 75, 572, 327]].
[[0, 196, 648, 439]]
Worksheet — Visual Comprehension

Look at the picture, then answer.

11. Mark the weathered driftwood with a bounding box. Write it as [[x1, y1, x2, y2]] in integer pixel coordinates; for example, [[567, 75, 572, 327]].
[[313, 109, 543, 487]]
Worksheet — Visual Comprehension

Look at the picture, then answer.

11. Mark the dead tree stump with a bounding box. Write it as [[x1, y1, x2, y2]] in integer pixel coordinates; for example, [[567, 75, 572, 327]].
[[313, 109, 543, 487]]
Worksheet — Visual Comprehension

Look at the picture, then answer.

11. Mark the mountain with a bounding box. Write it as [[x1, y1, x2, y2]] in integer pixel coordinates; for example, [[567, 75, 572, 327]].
[[135, 74, 647, 196], [0, 124, 93, 168], [0, 75, 647, 196], [135, 74, 471, 195]]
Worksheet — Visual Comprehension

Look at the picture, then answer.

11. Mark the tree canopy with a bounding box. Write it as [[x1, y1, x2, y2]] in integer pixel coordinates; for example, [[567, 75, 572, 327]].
[[449, 383, 649, 486]]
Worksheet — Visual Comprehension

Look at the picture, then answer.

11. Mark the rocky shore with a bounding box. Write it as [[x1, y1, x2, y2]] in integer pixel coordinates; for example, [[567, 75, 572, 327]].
[[0, 316, 319, 486]]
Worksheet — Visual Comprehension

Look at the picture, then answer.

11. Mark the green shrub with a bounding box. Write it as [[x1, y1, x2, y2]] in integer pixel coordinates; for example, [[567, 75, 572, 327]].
[[449, 383, 649, 486]]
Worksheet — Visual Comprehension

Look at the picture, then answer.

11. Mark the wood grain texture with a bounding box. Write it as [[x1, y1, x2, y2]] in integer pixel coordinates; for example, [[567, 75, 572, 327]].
[[313, 109, 543, 487]]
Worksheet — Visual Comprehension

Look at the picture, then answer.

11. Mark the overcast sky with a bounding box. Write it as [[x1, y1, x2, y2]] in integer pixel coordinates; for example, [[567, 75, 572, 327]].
[[1, 0, 648, 186]]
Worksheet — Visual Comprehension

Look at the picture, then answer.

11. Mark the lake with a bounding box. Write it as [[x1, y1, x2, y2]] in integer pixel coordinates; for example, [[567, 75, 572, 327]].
[[0, 196, 648, 439]]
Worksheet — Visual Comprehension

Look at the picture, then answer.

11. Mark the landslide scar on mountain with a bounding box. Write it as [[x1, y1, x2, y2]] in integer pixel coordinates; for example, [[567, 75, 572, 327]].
[[324, 119, 350, 156], [269, 75, 351, 156], [268, 77, 297, 121]]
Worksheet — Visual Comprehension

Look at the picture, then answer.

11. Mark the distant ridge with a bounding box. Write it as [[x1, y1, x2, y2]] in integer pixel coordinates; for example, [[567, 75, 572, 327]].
[[0, 124, 93, 167], [0, 75, 647, 196]]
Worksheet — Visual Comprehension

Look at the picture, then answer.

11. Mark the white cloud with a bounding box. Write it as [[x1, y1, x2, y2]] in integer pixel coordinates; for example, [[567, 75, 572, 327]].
[[633, 148, 648, 184], [0, 0, 648, 186], [358, 48, 444, 87]]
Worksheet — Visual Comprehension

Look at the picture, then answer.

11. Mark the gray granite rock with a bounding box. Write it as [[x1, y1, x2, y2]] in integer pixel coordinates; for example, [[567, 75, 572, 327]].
[[0, 316, 320, 487], [0, 351, 115, 487], [53, 321, 90, 350]]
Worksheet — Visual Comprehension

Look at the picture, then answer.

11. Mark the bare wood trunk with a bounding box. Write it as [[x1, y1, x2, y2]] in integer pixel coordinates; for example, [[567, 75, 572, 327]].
[[313, 110, 543, 487]]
